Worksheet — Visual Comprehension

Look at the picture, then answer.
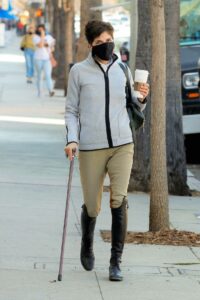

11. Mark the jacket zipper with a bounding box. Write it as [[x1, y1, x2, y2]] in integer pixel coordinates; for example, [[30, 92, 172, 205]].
[[95, 60, 116, 148], [104, 72, 113, 147]]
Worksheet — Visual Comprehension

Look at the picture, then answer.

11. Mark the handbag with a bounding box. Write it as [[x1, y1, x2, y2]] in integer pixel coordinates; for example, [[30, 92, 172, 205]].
[[20, 35, 27, 51], [119, 62, 145, 131], [50, 53, 58, 68]]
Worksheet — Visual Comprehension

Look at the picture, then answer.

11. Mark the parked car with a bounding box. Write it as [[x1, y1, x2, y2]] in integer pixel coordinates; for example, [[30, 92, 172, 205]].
[[180, 40, 200, 115], [119, 40, 200, 116]]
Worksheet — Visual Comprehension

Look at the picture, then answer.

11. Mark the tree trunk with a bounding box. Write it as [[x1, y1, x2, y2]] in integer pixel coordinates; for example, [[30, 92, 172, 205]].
[[129, 0, 190, 196], [129, 0, 151, 193], [149, 0, 169, 231], [76, 0, 102, 62], [54, 0, 74, 91], [165, 0, 189, 195], [51, 0, 60, 40], [64, 0, 75, 94], [54, 3, 67, 89], [51, 0, 60, 80], [65, 0, 74, 65], [45, 0, 54, 33], [129, 0, 138, 71]]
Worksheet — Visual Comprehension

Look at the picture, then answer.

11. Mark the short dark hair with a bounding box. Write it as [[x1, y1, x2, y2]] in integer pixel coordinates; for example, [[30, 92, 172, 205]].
[[37, 24, 45, 30], [85, 20, 114, 44]]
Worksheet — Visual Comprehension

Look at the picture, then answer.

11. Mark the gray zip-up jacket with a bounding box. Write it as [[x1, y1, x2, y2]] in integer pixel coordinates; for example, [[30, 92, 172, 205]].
[[65, 53, 146, 151]]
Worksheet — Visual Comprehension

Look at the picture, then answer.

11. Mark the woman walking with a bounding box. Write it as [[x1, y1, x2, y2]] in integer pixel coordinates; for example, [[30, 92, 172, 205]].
[[65, 20, 149, 281], [20, 25, 35, 83], [33, 24, 55, 97]]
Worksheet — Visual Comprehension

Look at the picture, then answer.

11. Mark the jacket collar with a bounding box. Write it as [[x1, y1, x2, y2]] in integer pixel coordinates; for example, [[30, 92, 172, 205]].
[[86, 52, 119, 67]]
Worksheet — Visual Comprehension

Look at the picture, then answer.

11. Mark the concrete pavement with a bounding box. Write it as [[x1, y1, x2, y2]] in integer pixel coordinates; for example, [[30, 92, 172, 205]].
[[1, 31, 200, 300]]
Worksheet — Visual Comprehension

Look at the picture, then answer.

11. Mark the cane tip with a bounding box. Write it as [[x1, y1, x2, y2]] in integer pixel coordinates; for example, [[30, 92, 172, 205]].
[[58, 274, 62, 281]]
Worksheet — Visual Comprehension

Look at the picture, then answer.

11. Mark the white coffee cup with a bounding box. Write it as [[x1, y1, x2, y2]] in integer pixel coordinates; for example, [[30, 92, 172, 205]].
[[133, 69, 149, 98]]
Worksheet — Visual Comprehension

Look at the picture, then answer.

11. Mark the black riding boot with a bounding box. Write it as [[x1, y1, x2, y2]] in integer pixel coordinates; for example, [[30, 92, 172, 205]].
[[109, 199, 127, 281], [80, 204, 96, 271]]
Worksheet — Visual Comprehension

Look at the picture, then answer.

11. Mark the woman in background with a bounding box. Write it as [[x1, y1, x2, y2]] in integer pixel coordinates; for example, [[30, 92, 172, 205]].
[[20, 25, 35, 83], [33, 24, 55, 97]]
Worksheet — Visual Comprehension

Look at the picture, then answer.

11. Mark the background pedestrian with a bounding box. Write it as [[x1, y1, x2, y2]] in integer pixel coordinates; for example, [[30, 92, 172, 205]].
[[33, 24, 55, 97], [20, 24, 35, 83]]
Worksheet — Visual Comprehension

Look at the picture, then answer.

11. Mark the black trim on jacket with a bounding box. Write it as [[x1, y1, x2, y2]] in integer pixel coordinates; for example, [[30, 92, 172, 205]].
[[94, 54, 118, 148]]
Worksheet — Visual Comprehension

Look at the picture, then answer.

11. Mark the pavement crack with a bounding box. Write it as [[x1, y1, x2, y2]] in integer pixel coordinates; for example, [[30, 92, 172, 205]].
[[71, 197, 81, 232], [75, 223, 81, 235], [166, 267, 175, 277], [94, 271, 105, 300], [189, 246, 200, 261], [0, 180, 67, 188], [0, 180, 82, 189], [177, 268, 184, 275]]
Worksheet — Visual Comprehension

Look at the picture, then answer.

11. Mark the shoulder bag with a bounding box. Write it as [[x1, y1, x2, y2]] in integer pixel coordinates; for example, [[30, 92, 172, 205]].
[[119, 62, 145, 131]]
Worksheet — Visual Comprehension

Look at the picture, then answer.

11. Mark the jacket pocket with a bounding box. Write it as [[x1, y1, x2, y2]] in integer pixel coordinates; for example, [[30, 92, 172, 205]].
[[118, 109, 132, 138], [79, 114, 107, 145]]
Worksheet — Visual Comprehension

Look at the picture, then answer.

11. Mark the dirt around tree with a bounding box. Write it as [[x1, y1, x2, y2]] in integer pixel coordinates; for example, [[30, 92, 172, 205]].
[[101, 229, 200, 247]]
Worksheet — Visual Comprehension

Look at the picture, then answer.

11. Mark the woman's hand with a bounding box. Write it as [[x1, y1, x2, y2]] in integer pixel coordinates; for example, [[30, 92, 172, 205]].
[[40, 28, 45, 38], [138, 83, 150, 102], [64, 143, 78, 161]]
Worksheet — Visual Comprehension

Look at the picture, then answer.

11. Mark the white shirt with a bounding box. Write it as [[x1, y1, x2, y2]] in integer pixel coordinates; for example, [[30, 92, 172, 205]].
[[99, 58, 113, 72], [33, 34, 55, 60]]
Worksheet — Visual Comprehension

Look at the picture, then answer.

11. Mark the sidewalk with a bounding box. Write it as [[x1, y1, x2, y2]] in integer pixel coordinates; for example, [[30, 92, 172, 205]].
[[0, 32, 200, 300]]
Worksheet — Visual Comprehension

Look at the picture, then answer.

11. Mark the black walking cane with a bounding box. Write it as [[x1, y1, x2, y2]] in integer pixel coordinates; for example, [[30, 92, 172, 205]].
[[58, 152, 75, 281]]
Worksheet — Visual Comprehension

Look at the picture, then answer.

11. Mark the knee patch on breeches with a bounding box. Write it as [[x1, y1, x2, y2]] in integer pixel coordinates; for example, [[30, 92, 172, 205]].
[[110, 196, 128, 209], [85, 205, 100, 218]]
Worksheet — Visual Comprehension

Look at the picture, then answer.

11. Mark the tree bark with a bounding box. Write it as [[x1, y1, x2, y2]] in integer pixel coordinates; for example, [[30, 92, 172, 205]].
[[45, 0, 54, 33], [51, 0, 60, 80], [129, 0, 138, 71], [64, 0, 75, 94], [129, 0, 151, 193], [149, 0, 169, 231], [129, 0, 190, 196], [76, 0, 102, 62], [165, 0, 189, 195], [54, 0, 74, 91]]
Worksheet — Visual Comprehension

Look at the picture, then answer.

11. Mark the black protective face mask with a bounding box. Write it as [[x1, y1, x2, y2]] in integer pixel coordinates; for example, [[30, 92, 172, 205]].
[[35, 30, 41, 36], [92, 42, 114, 61]]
